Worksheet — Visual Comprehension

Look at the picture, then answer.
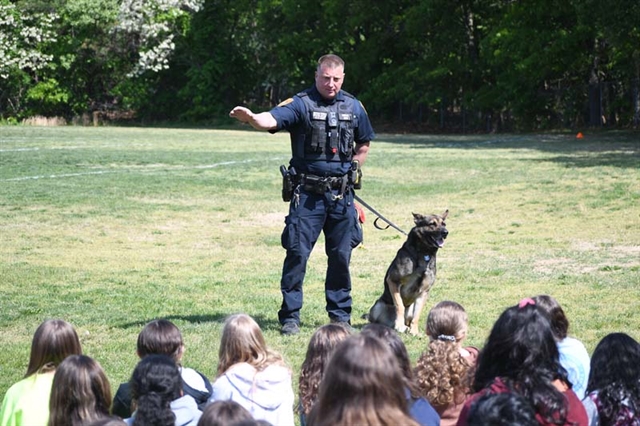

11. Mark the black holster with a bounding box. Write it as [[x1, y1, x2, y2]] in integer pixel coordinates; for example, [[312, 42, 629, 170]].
[[280, 165, 295, 202]]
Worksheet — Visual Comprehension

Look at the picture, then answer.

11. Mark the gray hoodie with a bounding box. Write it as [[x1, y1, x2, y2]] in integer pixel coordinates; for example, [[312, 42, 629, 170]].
[[209, 362, 294, 426]]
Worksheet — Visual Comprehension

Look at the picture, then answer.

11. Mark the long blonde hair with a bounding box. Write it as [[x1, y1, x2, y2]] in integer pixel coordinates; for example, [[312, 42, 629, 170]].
[[415, 301, 473, 406], [307, 334, 419, 426], [217, 313, 284, 376]]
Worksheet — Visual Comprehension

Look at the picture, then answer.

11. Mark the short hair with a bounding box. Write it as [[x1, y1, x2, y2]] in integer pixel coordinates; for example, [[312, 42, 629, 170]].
[[217, 313, 284, 376], [467, 392, 538, 426], [197, 400, 252, 426], [137, 319, 184, 363], [532, 295, 569, 340], [26, 319, 82, 377], [298, 324, 351, 415], [48, 355, 112, 426], [317, 54, 344, 71], [129, 354, 182, 426]]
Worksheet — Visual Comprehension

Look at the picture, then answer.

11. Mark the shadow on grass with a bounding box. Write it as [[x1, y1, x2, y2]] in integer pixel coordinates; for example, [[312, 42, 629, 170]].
[[377, 132, 639, 169], [116, 312, 282, 332]]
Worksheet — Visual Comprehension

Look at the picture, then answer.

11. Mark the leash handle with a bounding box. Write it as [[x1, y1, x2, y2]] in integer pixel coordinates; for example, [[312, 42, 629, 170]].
[[354, 194, 407, 236], [373, 217, 391, 231]]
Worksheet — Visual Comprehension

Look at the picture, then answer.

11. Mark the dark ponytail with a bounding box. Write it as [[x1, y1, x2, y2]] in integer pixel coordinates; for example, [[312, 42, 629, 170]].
[[130, 355, 181, 426]]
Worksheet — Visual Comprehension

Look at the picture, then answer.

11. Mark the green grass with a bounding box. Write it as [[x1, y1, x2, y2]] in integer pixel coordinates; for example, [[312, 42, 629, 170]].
[[1, 126, 639, 405]]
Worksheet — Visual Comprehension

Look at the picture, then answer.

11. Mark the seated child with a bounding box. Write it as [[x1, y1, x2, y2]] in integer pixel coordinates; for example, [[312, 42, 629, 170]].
[[209, 313, 294, 426], [0, 319, 82, 426], [112, 319, 212, 417], [125, 354, 201, 426], [298, 324, 351, 426], [414, 301, 478, 426], [48, 355, 112, 426]]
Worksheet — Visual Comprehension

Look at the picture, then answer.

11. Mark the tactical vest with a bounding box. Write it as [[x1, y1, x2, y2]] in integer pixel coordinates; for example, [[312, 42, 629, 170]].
[[293, 91, 358, 165]]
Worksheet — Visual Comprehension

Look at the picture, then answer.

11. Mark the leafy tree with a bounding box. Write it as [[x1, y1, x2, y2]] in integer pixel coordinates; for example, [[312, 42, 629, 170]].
[[0, 1, 58, 118]]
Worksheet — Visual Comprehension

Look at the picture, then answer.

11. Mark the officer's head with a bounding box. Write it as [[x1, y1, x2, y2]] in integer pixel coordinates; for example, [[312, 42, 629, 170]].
[[315, 54, 345, 101]]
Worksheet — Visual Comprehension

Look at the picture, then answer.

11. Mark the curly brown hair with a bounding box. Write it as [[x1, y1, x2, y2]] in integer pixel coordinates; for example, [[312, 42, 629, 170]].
[[414, 301, 473, 407], [298, 324, 350, 415]]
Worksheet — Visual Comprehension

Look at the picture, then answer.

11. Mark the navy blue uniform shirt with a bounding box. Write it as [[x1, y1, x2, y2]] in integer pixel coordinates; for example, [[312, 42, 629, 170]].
[[269, 86, 375, 176]]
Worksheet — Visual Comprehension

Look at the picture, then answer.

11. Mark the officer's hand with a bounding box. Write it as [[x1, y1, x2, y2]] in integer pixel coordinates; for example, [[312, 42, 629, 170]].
[[229, 106, 254, 123]]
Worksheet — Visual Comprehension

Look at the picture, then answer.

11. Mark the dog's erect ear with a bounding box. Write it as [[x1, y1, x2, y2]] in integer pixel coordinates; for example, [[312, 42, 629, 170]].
[[412, 212, 426, 224], [441, 209, 449, 220]]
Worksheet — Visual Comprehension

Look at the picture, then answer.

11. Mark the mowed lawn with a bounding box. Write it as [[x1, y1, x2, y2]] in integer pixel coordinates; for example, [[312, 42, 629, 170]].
[[1, 126, 639, 404]]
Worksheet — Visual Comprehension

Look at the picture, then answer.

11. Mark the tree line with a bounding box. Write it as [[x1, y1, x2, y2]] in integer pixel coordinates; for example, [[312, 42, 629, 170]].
[[1, 0, 639, 131]]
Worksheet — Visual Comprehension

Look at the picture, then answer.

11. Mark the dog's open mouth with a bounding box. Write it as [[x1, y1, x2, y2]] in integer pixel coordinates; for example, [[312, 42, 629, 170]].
[[437, 238, 446, 248]]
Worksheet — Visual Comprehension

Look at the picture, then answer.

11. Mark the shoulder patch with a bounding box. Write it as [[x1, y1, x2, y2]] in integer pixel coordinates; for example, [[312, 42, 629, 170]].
[[277, 98, 294, 107]]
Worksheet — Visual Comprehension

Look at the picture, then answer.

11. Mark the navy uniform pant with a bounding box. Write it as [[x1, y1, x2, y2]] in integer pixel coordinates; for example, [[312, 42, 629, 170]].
[[278, 188, 362, 325]]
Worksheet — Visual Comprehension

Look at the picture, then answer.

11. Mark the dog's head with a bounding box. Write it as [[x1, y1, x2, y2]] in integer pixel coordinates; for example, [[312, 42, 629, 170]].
[[411, 210, 449, 250]]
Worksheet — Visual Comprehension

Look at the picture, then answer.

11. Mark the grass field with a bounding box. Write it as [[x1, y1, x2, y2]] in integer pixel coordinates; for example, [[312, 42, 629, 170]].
[[1, 126, 639, 407]]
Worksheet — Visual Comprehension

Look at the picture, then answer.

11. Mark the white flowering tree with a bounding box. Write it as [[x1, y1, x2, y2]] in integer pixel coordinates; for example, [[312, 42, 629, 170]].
[[0, 0, 204, 119], [0, 1, 58, 116], [113, 0, 204, 77]]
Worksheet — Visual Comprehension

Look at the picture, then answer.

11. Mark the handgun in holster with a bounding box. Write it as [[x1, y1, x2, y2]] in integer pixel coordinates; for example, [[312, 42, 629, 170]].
[[280, 165, 296, 202], [350, 160, 362, 190]]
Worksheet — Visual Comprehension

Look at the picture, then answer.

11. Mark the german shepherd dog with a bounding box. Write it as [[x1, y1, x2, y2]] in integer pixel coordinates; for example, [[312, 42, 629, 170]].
[[366, 211, 448, 335]]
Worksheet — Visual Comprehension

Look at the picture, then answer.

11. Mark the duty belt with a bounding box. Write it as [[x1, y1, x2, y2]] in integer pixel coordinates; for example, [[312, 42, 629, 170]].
[[296, 173, 350, 199], [298, 174, 347, 189]]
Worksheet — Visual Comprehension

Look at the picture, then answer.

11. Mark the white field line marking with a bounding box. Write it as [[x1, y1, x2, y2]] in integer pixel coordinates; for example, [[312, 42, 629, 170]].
[[3, 157, 287, 182], [0, 144, 155, 152]]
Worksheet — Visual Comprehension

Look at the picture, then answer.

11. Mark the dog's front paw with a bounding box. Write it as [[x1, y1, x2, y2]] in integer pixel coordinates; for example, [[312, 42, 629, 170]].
[[394, 323, 409, 333], [409, 326, 421, 336]]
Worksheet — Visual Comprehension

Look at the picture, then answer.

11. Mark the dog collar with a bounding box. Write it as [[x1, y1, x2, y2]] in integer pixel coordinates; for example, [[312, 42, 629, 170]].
[[424, 255, 431, 262]]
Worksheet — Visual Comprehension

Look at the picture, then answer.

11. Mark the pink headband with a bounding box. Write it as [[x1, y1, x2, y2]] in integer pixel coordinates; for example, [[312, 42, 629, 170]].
[[518, 298, 536, 308]]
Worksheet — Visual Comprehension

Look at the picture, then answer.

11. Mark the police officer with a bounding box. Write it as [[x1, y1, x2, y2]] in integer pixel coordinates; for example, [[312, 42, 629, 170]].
[[229, 54, 375, 335]]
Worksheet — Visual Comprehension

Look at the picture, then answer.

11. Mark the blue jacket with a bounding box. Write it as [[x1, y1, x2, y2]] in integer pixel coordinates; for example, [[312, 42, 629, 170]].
[[408, 389, 441, 426]]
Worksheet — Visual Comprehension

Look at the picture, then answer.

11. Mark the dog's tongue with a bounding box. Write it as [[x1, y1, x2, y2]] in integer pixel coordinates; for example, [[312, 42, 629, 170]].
[[437, 239, 446, 248]]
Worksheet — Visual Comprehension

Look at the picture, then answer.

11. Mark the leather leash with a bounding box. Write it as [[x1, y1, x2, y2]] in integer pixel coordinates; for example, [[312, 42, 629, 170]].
[[353, 193, 408, 236]]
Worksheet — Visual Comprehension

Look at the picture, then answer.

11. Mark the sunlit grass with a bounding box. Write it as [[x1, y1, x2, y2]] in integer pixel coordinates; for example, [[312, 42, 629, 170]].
[[1, 126, 638, 411]]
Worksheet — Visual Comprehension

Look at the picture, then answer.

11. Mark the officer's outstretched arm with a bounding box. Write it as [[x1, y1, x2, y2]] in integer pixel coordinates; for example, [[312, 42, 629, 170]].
[[229, 106, 277, 131]]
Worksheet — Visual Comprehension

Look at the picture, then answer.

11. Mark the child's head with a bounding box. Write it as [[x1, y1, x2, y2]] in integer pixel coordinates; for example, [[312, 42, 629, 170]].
[[426, 301, 468, 344], [474, 301, 562, 390], [307, 334, 418, 426], [218, 313, 281, 375], [587, 332, 640, 394], [137, 319, 184, 363], [26, 319, 82, 376], [415, 302, 474, 407], [130, 354, 181, 426], [467, 392, 538, 426], [532, 295, 569, 340], [197, 400, 253, 426], [361, 324, 415, 389], [298, 324, 351, 415], [48, 355, 112, 426], [473, 300, 568, 425]]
